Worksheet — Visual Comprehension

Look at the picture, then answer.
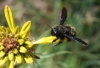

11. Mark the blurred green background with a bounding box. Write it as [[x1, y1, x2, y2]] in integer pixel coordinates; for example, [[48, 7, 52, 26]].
[[0, 0, 100, 68]]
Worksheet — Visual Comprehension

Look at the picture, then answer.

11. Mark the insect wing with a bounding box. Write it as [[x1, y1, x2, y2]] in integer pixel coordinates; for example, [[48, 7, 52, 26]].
[[60, 7, 67, 25], [64, 34, 87, 45]]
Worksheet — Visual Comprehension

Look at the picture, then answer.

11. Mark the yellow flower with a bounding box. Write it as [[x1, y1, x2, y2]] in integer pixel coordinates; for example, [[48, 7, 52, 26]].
[[0, 5, 35, 68]]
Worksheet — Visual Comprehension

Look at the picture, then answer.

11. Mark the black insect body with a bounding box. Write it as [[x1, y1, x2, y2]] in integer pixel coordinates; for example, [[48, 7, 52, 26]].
[[51, 25, 77, 42], [47, 7, 87, 46]]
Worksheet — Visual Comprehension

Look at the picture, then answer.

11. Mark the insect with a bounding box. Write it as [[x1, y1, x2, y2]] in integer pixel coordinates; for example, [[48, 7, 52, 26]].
[[46, 7, 87, 46]]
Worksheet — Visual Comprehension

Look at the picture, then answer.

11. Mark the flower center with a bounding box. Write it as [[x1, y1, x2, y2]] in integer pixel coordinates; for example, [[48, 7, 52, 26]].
[[2, 34, 19, 53]]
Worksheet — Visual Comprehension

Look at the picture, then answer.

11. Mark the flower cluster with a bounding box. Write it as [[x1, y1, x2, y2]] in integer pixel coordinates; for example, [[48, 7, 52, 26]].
[[0, 5, 65, 68], [0, 5, 35, 68]]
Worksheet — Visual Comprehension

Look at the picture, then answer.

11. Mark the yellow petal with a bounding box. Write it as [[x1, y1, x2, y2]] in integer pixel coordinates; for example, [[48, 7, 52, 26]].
[[4, 5, 15, 33], [9, 61, 14, 68], [15, 53, 23, 64], [20, 21, 31, 32], [0, 56, 8, 66], [33, 36, 68, 45], [24, 53, 33, 63]]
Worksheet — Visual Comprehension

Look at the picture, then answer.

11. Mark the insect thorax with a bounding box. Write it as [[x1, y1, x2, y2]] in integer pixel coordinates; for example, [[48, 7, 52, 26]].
[[65, 25, 77, 36]]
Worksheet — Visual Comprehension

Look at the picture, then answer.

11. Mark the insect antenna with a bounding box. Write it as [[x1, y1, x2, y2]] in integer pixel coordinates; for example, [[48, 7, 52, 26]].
[[44, 22, 53, 29], [44, 22, 57, 33]]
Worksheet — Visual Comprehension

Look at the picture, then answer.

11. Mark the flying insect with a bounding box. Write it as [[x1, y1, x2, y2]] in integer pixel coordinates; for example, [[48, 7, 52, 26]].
[[46, 7, 87, 46]]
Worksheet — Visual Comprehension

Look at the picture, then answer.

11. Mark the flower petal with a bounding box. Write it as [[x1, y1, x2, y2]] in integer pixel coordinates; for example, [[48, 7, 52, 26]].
[[20, 21, 31, 32], [9, 61, 14, 68], [33, 36, 68, 44], [4, 5, 15, 33]]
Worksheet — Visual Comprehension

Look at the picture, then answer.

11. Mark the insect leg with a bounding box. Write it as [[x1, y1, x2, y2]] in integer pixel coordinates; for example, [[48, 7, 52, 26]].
[[53, 37, 64, 46], [52, 38, 58, 43]]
